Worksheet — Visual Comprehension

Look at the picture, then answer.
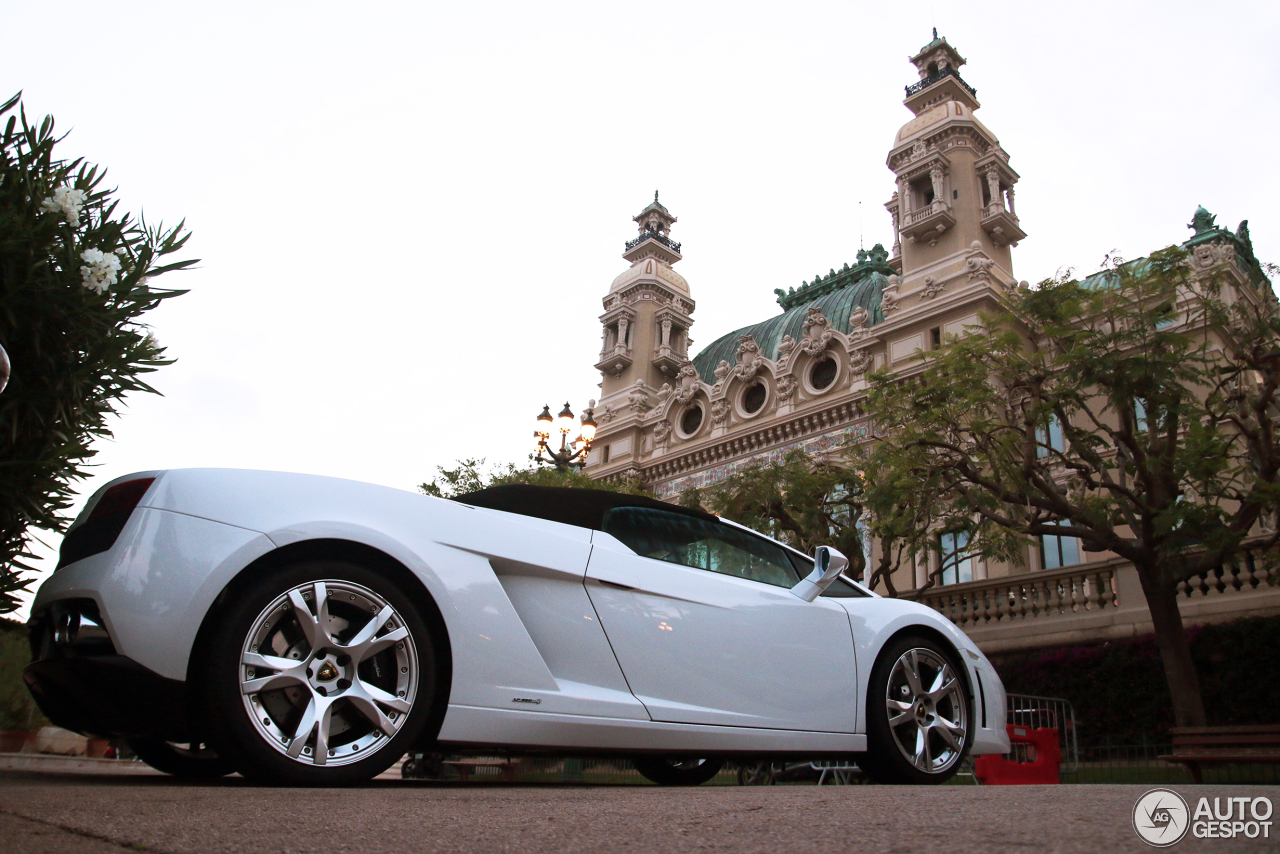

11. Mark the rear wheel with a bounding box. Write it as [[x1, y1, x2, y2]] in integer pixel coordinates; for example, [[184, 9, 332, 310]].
[[127, 739, 235, 779], [634, 757, 724, 786], [860, 635, 971, 785], [203, 560, 439, 785]]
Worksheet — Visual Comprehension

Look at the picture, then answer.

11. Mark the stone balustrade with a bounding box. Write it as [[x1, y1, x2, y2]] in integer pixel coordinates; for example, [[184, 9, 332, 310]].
[[903, 201, 951, 227], [920, 562, 1118, 631], [915, 558, 1280, 654]]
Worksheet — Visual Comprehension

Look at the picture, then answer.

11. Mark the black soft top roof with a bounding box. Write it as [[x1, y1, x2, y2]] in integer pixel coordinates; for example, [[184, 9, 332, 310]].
[[452, 485, 716, 532]]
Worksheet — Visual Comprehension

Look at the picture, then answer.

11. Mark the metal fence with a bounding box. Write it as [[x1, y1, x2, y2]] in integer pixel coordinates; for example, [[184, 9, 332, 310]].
[[1005, 693, 1079, 773]]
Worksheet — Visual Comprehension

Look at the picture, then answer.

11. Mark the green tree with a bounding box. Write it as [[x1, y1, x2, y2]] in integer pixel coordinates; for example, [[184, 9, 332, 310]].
[[686, 450, 863, 567], [419, 458, 651, 499], [862, 244, 1280, 728], [680, 449, 920, 595], [0, 94, 195, 612]]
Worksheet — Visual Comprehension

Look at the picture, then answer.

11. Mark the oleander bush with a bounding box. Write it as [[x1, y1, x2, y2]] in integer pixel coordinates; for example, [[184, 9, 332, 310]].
[[0, 93, 195, 612]]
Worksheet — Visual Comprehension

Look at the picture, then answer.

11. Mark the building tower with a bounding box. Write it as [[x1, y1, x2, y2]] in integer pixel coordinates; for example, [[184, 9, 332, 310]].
[[884, 31, 1026, 296], [588, 192, 696, 476]]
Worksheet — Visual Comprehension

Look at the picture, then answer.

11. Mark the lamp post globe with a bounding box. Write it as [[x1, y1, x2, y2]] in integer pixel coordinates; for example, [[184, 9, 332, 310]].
[[533, 399, 597, 472]]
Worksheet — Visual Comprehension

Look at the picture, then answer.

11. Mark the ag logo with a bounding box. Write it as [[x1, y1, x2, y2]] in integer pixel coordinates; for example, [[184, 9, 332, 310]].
[[1133, 788, 1190, 847]]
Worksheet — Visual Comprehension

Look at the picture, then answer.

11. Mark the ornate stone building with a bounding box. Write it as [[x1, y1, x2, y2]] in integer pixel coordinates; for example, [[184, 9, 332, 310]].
[[582, 34, 1280, 650], [588, 33, 1025, 501]]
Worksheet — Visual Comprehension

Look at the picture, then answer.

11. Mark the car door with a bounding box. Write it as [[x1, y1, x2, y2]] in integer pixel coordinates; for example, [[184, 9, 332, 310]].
[[584, 506, 858, 733]]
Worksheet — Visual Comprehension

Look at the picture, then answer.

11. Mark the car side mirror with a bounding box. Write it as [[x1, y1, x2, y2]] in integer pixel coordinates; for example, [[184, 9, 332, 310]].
[[790, 545, 849, 602]]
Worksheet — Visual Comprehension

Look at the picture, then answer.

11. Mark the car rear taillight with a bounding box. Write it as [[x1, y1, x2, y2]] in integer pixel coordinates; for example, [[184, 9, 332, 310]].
[[56, 478, 156, 570]]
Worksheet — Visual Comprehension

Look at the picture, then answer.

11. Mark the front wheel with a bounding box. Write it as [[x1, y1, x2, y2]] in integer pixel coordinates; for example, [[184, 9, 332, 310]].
[[859, 636, 971, 785], [203, 560, 440, 785], [634, 757, 724, 786]]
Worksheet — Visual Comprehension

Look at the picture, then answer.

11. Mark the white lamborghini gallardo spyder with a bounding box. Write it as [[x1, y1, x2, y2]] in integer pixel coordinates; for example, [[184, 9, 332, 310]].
[[25, 469, 1009, 785]]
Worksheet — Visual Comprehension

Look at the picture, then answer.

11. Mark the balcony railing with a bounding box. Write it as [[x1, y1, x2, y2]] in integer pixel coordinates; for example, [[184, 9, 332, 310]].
[[920, 562, 1118, 631], [905, 66, 977, 99], [625, 231, 682, 254], [903, 201, 951, 226], [917, 557, 1280, 637]]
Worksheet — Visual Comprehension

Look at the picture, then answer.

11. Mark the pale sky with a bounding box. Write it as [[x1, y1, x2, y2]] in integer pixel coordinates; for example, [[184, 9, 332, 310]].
[[5, 1, 1278, 618]]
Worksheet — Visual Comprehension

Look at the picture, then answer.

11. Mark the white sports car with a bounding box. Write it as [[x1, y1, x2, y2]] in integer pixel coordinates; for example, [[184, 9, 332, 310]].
[[25, 469, 1009, 785]]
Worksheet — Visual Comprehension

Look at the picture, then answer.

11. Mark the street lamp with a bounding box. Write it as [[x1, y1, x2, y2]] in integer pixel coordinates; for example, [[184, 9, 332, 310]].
[[534, 400, 598, 471]]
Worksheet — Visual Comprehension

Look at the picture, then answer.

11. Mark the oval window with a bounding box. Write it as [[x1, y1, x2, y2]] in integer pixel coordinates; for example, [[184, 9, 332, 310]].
[[742, 382, 767, 415], [810, 357, 838, 391], [681, 405, 704, 435]]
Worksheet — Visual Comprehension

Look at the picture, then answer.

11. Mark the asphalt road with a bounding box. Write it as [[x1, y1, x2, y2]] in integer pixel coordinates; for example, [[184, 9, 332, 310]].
[[2, 769, 1277, 854]]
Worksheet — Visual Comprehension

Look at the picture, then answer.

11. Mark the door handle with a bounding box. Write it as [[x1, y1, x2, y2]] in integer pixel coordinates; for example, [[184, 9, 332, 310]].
[[592, 570, 641, 590]]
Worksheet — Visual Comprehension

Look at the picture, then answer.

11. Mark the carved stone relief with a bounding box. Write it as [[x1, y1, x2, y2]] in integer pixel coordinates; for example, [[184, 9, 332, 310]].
[[776, 335, 797, 370], [734, 335, 766, 382], [627, 380, 651, 414], [799, 307, 836, 354], [919, 275, 945, 300], [668, 361, 701, 405], [848, 348, 873, 381], [776, 375, 798, 404], [652, 419, 671, 445], [880, 276, 901, 315]]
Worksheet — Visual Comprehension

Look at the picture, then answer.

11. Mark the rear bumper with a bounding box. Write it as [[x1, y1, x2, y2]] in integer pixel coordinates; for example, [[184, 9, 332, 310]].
[[23, 655, 191, 741]]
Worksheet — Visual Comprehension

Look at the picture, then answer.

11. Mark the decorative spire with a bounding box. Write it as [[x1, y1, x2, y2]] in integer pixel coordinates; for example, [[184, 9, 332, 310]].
[[933, 26, 938, 39], [655, 189, 660, 204], [1188, 206, 1217, 235]]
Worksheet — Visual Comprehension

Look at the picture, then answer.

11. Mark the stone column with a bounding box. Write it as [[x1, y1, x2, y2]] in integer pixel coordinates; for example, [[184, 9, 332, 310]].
[[618, 318, 629, 349], [929, 166, 945, 208], [661, 319, 672, 347], [1006, 186, 1017, 217], [890, 207, 901, 257]]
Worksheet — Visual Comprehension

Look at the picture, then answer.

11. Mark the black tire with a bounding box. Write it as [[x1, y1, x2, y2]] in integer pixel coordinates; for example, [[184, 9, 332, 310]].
[[736, 761, 774, 786], [859, 634, 972, 785], [634, 757, 724, 786], [202, 560, 441, 786], [128, 739, 236, 779]]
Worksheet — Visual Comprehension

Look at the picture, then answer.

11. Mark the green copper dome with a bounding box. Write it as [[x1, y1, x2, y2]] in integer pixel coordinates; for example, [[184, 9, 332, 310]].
[[691, 269, 889, 383]]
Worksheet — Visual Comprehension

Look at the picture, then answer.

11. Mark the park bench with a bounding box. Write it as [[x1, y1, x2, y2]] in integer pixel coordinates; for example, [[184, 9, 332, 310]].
[[1160, 725, 1280, 783]]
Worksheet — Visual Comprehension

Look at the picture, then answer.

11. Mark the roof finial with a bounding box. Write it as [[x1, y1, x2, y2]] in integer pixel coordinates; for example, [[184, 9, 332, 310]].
[[933, 26, 938, 39], [654, 189, 659, 204]]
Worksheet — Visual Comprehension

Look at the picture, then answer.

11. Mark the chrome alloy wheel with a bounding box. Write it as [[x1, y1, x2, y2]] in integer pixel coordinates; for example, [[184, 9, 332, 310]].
[[238, 579, 418, 767], [884, 647, 967, 775]]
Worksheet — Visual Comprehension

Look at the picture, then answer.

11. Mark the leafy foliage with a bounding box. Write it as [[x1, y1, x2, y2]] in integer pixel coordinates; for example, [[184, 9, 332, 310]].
[[861, 244, 1280, 725], [0, 617, 46, 730], [991, 614, 1280, 747], [864, 245, 1280, 589], [0, 94, 195, 612], [681, 450, 869, 576], [419, 458, 651, 499]]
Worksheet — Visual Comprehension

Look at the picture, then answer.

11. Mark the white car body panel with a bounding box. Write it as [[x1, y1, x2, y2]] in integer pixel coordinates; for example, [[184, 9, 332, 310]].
[[438, 706, 866, 753], [34, 508, 276, 681], [585, 530, 859, 733], [31, 467, 1010, 757]]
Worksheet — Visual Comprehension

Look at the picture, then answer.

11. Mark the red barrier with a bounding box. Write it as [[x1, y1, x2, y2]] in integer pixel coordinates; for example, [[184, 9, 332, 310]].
[[974, 725, 1061, 784]]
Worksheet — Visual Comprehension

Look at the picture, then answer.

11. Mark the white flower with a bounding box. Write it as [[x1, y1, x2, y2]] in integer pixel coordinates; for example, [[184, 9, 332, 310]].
[[40, 186, 87, 227], [80, 248, 123, 294]]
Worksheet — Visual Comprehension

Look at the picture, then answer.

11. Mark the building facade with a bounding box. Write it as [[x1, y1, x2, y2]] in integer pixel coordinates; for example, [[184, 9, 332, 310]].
[[583, 35, 1280, 651]]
